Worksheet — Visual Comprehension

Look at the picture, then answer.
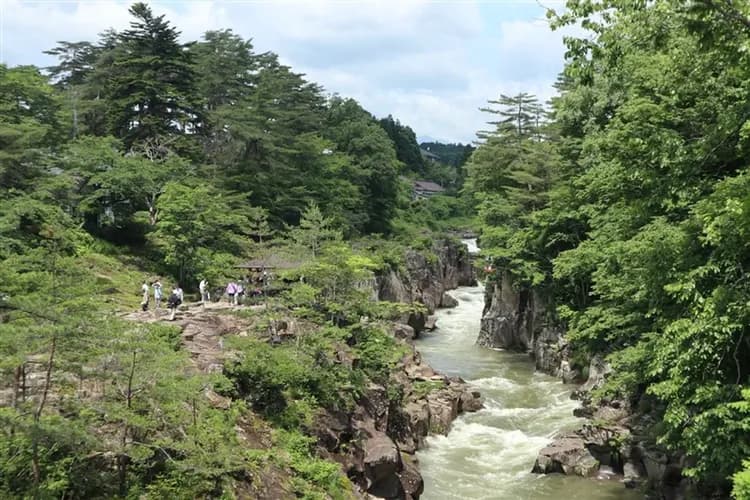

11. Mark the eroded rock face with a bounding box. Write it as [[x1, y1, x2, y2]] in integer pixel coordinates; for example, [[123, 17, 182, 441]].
[[399, 453, 425, 499], [312, 341, 482, 499], [476, 273, 540, 351], [376, 239, 476, 336], [364, 434, 403, 498], [475, 274, 583, 384]]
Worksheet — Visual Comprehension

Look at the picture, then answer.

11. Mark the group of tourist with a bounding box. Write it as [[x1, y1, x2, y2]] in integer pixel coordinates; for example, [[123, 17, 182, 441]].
[[139, 276, 267, 320], [140, 279, 184, 320]]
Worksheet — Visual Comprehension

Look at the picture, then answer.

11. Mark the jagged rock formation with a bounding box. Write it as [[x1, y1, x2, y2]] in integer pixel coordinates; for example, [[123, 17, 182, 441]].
[[475, 272, 578, 381], [377, 239, 475, 337], [312, 347, 481, 499], [474, 276, 695, 497], [121, 296, 480, 499], [532, 355, 695, 498]]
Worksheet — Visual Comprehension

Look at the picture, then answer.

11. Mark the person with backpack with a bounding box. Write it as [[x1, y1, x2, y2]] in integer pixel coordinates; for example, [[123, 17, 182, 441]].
[[168, 284, 184, 320]]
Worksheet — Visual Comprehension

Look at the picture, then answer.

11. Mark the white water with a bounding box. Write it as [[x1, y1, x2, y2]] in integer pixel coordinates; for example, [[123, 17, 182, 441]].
[[461, 238, 480, 255], [414, 284, 641, 500]]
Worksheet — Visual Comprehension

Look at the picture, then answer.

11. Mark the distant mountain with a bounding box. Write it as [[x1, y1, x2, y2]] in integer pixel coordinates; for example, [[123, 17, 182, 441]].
[[417, 135, 440, 144]]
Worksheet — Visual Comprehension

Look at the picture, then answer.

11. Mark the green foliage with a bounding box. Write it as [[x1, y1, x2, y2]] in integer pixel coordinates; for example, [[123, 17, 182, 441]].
[[378, 114, 426, 175], [412, 380, 444, 399], [0, 64, 63, 190], [287, 201, 342, 259], [275, 430, 351, 499], [0, 2, 472, 497], [734, 459, 750, 500], [225, 325, 366, 424], [350, 324, 409, 385], [468, 1, 750, 493], [150, 181, 251, 284], [102, 2, 201, 151]]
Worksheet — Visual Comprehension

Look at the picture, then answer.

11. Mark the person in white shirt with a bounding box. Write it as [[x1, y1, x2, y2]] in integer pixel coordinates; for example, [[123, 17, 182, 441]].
[[199, 279, 209, 306], [140, 281, 150, 311], [153, 280, 163, 309]]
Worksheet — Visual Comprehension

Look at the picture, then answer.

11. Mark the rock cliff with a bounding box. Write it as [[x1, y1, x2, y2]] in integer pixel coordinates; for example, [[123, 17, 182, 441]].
[[377, 239, 475, 337], [312, 346, 482, 499], [475, 272, 577, 381]]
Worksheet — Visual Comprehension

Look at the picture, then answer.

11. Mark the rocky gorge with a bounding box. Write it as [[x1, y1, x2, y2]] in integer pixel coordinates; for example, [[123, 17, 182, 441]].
[[376, 238, 476, 338], [149, 238, 483, 499], [476, 272, 695, 499]]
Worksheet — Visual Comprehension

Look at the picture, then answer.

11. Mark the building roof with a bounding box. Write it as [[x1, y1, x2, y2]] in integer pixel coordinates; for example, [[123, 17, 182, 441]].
[[414, 180, 445, 193]]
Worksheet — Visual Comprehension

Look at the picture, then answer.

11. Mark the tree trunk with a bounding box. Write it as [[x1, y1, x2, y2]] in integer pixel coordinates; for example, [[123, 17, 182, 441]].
[[32, 332, 58, 496]]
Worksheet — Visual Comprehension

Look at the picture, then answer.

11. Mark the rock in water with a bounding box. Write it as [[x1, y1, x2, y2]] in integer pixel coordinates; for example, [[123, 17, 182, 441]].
[[441, 292, 459, 308], [532, 435, 600, 476]]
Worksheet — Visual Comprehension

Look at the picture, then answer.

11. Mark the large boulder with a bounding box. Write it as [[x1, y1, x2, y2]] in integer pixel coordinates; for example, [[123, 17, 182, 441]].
[[532, 435, 600, 476], [399, 453, 425, 499], [458, 389, 483, 413], [426, 389, 460, 435], [391, 323, 416, 341], [401, 400, 431, 451], [440, 292, 459, 308], [362, 383, 390, 431], [532, 424, 631, 478], [364, 434, 403, 498]]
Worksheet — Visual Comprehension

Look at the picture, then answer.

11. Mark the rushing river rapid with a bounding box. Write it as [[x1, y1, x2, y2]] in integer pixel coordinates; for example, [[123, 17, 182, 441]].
[[414, 276, 642, 499]]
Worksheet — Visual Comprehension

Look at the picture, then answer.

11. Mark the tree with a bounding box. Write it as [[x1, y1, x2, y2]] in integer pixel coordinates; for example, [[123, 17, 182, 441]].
[[150, 181, 251, 284], [0, 65, 62, 191], [288, 201, 341, 259], [325, 98, 401, 234], [61, 136, 194, 241], [192, 29, 259, 113], [378, 115, 426, 174], [103, 2, 201, 152], [478, 92, 545, 141]]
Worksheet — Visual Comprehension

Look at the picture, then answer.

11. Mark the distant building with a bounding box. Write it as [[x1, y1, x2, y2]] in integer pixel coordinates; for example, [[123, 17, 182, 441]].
[[413, 180, 446, 199]]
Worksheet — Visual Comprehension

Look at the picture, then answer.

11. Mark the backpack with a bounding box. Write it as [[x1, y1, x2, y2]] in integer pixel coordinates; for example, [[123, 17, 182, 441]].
[[167, 293, 181, 308]]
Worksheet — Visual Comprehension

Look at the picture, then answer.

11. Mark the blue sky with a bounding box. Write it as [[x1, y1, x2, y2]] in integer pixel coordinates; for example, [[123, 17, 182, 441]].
[[1, 0, 570, 143]]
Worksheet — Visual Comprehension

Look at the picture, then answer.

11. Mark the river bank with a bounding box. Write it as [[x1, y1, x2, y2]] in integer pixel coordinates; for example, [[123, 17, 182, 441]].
[[415, 285, 642, 500]]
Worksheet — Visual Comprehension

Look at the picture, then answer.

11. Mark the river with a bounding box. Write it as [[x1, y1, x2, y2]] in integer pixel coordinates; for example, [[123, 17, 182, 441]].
[[414, 283, 642, 500]]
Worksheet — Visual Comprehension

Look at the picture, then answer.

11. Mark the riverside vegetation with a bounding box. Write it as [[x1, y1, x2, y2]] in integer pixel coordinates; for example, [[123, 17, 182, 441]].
[[6, 0, 750, 499], [0, 2, 478, 498], [464, 1, 750, 498]]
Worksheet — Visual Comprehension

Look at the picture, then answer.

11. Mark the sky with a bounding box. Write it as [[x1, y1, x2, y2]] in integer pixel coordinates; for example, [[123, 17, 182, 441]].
[[1, 0, 571, 143]]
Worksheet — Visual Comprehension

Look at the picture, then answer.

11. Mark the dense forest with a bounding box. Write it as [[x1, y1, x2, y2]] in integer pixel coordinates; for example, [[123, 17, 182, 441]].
[[465, 1, 750, 497], [6, 0, 750, 498], [0, 2, 473, 498]]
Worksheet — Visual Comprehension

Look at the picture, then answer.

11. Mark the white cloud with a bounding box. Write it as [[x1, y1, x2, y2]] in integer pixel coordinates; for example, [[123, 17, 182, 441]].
[[1, 0, 571, 142]]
